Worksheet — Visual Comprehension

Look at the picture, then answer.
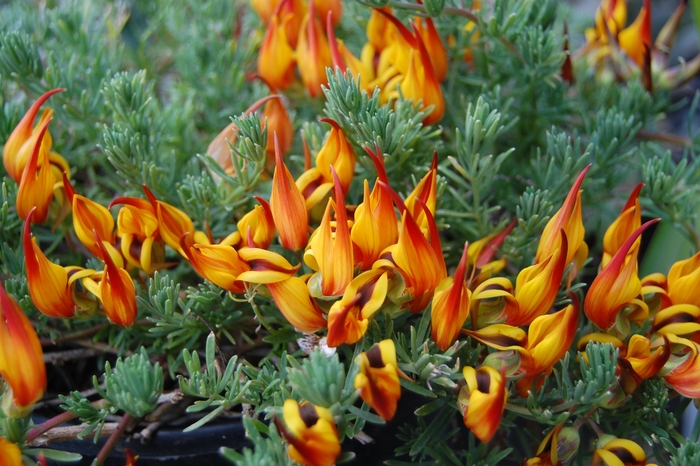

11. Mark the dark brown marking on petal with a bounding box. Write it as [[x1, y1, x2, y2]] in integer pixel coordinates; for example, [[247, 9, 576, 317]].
[[298, 403, 320, 428], [475, 369, 491, 393], [367, 344, 385, 369], [654, 313, 696, 332], [608, 447, 638, 464]]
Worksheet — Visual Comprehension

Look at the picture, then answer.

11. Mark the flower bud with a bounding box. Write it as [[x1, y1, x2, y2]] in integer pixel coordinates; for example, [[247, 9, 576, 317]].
[[482, 350, 521, 377], [556, 427, 580, 463]]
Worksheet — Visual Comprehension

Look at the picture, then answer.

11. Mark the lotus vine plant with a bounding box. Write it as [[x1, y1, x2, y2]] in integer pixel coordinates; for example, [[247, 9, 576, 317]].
[[1, 0, 700, 465]]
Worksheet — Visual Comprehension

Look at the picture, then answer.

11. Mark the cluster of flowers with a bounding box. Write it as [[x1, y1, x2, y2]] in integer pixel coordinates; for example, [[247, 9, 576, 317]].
[[3, 1, 700, 465], [576, 0, 700, 90]]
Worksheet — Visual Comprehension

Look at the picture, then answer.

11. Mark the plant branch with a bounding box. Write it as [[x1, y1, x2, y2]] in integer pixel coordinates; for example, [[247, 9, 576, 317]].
[[93, 413, 133, 466]]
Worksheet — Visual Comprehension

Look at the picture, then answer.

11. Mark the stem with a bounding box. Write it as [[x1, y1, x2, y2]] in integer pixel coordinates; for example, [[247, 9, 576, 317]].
[[637, 130, 691, 147], [587, 418, 605, 437], [27, 411, 78, 443], [93, 413, 132, 466], [246, 287, 274, 332]]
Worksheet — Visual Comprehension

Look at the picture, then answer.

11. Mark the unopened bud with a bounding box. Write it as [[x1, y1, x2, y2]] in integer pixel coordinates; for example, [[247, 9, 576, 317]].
[[482, 350, 521, 377], [598, 384, 628, 410], [595, 434, 618, 451], [557, 427, 580, 463]]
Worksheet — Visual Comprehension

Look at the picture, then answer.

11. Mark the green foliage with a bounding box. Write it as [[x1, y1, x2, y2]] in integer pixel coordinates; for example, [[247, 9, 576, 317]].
[[95, 347, 164, 417], [221, 417, 288, 466], [59, 392, 111, 441]]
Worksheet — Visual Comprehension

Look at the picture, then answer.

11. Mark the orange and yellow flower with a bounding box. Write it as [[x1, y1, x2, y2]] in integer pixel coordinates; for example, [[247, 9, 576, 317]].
[[82, 235, 138, 326], [234, 197, 276, 249], [354, 339, 401, 420], [601, 183, 643, 268], [142, 184, 207, 257], [516, 300, 579, 396], [296, 0, 332, 98], [0, 282, 47, 410], [277, 399, 341, 466], [180, 232, 251, 294], [351, 147, 398, 270], [267, 276, 327, 332], [270, 135, 309, 250], [63, 173, 123, 267], [305, 171, 354, 297], [257, 9, 296, 91], [3, 88, 64, 183], [536, 165, 589, 268], [376, 190, 446, 313], [109, 196, 173, 274], [16, 117, 54, 223], [666, 251, 700, 307], [509, 231, 567, 326], [326, 269, 388, 347], [0, 437, 21, 466], [664, 334, 700, 399], [591, 437, 647, 466], [431, 242, 471, 351], [23, 208, 92, 318], [458, 365, 507, 442], [584, 219, 659, 331]]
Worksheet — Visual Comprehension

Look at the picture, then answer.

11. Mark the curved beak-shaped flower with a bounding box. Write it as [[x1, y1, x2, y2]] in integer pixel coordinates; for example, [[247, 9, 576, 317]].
[[405, 152, 438, 233], [326, 269, 388, 347], [591, 438, 647, 466], [234, 196, 276, 250], [16, 117, 55, 223], [109, 196, 173, 274], [0, 437, 21, 466], [397, 25, 445, 125], [652, 304, 700, 337], [585, 0, 627, 45], [23, 208, 89, 318], [354, 339, 401, 420], [601, 183, 643, 268], [536, 165, 589, 267], [0, 282, 47, 410], [458, 366, 507, 442], [351, 147, 398, 270], [327, 19, 376, 92], [270, 135, 309, 250], [236, 247, 300, 284], [262, 95, 294, 161], [305, 171, 353, 297], [277, 399, 341, 466], [584, 218, 659, 331], [510, 231, 568, 327], [617, 0, 651, 68], [431, 242, 471, 351], [379, 190, 446, 313], [88, 233, 138, 326], [257, 10, 296, 91], [618, 334, 670, 394], [412, 5, 447, 82], [180, 233, 251, 294], [664, 334, 700, 399], [367, 7, 395, 52], [3, 88, 64, 183], [142, 184, 207, 257], [666, 250, 700, 307], [516, 300, 579, 396], [267, 276, 327, 332], [206, 121, 238, 176], [296, 0, 332, 98], [315, 119, 356, 194], [463, 323, 528, 351], [63, 173, 123, 266]]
